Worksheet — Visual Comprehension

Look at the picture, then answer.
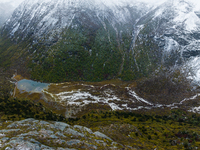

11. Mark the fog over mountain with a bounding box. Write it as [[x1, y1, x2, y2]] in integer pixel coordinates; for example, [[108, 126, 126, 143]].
[[1, 0, 200, 27], [0, 0, 24, 7], [0, 0, 23, 26], [1, 0, 200, 8]]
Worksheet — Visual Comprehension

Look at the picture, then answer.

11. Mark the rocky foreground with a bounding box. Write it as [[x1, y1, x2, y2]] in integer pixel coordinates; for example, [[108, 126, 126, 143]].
[[0, 118, 132, 150]]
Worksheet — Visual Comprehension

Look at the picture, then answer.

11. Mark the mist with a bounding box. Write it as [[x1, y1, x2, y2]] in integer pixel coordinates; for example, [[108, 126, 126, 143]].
[[0, 0, 200, 27], [1, 0, 200, 9], [0, 0, 24, 7], [0, 0, 24, 26]]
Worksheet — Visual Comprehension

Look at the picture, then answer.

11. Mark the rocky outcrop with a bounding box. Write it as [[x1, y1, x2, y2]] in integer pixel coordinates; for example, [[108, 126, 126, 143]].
[[0, 118, 128, 150]]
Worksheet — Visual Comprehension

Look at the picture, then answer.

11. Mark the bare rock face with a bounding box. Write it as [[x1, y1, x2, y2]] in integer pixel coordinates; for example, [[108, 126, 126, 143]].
[[0, 118, 130, 150]]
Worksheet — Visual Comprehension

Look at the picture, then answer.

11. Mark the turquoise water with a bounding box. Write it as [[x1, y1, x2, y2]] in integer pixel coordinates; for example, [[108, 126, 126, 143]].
[[17, 79, 49, 93]]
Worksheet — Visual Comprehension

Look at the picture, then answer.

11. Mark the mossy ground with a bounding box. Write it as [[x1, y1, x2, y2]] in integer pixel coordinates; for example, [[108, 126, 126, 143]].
[[67, 109, 200, 150], [0, 61, 199, 149], [0, 97, 65, 122], [1, 89, 200, 149]]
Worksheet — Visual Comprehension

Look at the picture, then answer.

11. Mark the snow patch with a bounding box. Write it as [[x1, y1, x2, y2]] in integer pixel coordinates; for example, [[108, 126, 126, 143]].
[[55, 89, 122, 110], [11, 23, 20, 35], [185, 12, 200, 32], [173, 1, 200, 32], [190, 106, 200, 113], [126, 88, 152, 105], [164, 37, 179, 53], [153, 7, 164, 19], [186, 57, 200, 84]]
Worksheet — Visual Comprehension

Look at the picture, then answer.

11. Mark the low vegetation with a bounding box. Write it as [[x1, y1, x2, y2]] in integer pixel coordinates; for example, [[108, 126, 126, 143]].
[[0, 22, 163, 83], [0, 72, 65, 122], [1, 70, 200, 149], [68, 109, 200, 150], [135, 69, 193, 104], [0, 97, 65, 121], [1, 88, 200, 150]]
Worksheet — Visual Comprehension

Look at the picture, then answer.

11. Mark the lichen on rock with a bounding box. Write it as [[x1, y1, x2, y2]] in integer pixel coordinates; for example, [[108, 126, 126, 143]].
[[0, 118, 124, 150]]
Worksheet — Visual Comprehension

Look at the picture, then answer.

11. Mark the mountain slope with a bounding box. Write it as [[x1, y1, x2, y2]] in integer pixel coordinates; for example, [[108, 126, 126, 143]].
[[1, 0, 153, 82], [127, 0, 200, 84], [1, 0, 200, 83]]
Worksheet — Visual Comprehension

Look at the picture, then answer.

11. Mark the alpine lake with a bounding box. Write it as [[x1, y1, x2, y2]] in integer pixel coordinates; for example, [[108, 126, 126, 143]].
[[13, 75, 200, 118]]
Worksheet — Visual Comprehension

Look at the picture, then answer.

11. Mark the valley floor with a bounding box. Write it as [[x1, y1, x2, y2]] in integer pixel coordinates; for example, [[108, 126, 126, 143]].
[[1, 72, 200, 149]]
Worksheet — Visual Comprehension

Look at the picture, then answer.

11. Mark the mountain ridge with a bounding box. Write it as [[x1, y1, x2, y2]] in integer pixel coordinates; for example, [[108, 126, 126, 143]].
[[1, 0, 200, 84]]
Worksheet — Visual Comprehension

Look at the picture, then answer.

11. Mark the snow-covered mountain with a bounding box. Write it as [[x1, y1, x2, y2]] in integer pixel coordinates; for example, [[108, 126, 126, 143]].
[[1, 0, 200, 85], [141, 0, 200, 85], [4, 0, 150, 41], [127, 0, 200, 85]]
